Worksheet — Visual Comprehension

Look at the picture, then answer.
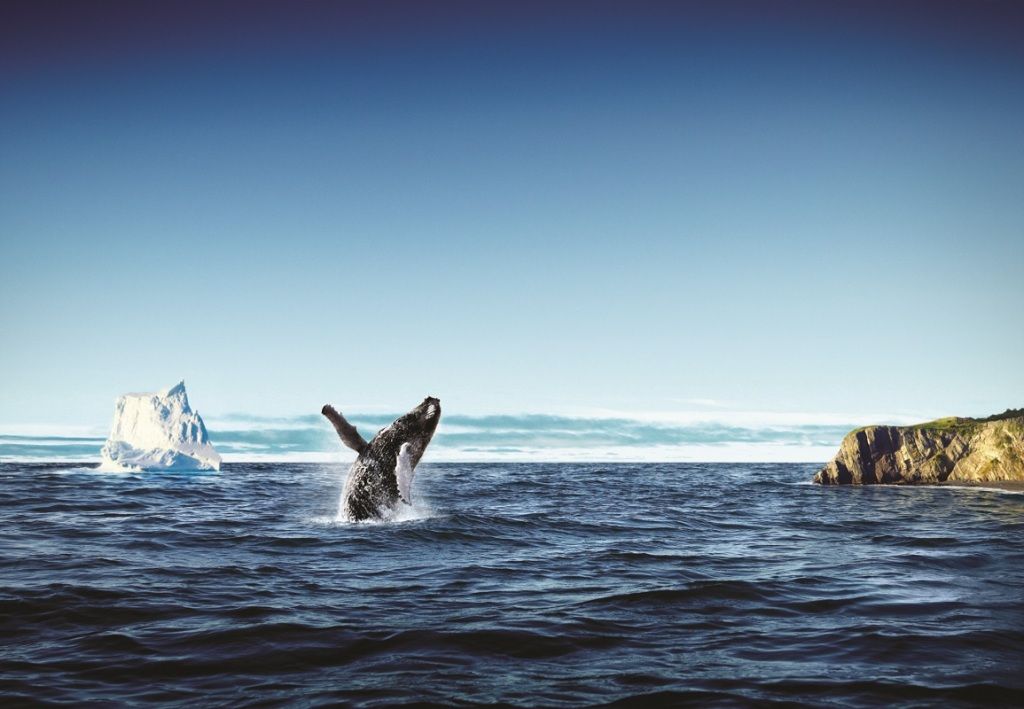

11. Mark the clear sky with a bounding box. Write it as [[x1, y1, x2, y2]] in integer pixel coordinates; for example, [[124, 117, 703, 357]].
[[2, 1, 1022, 440]]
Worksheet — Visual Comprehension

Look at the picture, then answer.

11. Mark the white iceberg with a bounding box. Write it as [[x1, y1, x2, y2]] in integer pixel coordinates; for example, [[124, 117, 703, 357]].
[[99, 381, 221, 471]]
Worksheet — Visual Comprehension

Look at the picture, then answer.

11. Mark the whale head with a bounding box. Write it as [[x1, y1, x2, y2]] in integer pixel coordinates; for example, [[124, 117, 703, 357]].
[[382, 396, 441, 469]]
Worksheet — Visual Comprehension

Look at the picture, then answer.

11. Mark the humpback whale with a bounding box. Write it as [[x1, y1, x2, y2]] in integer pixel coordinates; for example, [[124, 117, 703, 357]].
[[322, 397, 441, 521]]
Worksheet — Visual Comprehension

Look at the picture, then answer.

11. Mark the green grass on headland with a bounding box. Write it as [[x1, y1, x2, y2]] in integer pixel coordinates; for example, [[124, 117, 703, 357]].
[[912, 408, 1024, 432], [912, 416, 973, 432], [846, 409, 1023, 437], [977, 408, 1024, 423]]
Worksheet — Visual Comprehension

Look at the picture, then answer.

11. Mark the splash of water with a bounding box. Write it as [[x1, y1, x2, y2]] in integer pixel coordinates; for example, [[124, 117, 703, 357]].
[[309, 501, 436, 526]]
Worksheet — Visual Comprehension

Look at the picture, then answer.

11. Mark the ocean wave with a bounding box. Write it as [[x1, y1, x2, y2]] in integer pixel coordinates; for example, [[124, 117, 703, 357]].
[[2, 461, 1022, 706]]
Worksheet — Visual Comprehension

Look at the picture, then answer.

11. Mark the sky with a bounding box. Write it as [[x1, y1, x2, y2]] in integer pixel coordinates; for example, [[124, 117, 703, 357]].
[[1, 1, 1022, 460]]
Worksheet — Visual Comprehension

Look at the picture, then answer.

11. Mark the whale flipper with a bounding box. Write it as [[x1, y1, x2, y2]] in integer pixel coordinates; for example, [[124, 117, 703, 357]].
[[321, 405, 368, 453], [396, 442, 415, 504]]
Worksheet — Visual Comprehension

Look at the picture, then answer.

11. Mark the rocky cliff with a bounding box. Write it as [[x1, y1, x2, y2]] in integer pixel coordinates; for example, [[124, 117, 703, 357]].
[[814, 409, 1024, 485]]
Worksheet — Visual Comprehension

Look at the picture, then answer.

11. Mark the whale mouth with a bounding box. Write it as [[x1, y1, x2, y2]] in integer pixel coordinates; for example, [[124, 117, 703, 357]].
[[422, 397, 441, 420]]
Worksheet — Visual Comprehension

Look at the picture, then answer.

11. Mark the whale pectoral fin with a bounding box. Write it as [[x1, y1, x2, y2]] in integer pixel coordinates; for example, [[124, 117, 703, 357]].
[[321, 405, 368, 453], [396, 442, 415, 504]]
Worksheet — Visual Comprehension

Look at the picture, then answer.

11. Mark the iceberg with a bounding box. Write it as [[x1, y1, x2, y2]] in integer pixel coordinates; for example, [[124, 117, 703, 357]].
[[99, 381, 221, 471]]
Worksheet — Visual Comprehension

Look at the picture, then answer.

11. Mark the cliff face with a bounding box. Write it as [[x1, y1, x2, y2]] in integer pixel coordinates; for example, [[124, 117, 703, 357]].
[[814, 411, 1024, 485]]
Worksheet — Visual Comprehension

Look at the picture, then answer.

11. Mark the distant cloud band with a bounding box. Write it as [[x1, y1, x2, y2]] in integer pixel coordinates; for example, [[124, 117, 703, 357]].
[[0, 410, 910, 463]]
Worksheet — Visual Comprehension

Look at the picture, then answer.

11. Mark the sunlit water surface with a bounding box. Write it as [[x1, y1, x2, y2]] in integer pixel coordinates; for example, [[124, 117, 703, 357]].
[[1, 462, 1022, 706]]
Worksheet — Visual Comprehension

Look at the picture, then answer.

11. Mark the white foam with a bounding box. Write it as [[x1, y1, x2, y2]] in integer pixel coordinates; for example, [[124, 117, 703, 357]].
[[309, 501, 438, 527], [936, 484, 1024, 496]]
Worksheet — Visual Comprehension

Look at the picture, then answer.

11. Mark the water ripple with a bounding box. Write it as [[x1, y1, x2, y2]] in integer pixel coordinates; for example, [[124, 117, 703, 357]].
[[0, 461, 1022, 706]]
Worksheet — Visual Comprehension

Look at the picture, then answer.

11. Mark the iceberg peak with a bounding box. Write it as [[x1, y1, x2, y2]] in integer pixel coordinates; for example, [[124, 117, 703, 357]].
[[160, 380, 188, 399], [99, 382, 221, 472]]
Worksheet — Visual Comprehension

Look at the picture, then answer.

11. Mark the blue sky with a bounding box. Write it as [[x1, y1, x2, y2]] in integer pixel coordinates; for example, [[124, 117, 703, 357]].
[[1, 1, 1022, 458]]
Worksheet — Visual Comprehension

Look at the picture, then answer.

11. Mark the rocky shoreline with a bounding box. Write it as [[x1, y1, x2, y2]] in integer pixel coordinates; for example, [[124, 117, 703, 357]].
[[814, 409, 1024, 485]]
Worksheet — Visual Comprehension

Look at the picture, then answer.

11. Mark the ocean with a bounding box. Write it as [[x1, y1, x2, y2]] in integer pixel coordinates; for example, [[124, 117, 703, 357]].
[[1, 461, 1022, 706]]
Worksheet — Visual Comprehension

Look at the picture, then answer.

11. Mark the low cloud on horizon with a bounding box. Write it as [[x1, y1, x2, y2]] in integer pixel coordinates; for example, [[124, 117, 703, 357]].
[[0, 408, 926, 464]]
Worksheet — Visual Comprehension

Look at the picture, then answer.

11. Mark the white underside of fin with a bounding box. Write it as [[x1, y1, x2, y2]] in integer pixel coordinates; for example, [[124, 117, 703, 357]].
[[396, 442, 415, 504]]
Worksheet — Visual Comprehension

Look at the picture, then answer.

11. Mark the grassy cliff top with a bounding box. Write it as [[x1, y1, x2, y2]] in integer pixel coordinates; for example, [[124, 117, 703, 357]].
[[912, 408, 1024, 432], [849, 409, 1024, 435], [976, 408, 1024, 423]]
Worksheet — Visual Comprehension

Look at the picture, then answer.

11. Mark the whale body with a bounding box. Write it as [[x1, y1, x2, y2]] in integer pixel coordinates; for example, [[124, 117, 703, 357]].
[[322, 397, 440, 521]]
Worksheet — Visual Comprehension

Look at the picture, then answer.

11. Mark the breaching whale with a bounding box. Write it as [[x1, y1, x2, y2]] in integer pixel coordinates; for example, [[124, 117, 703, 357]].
[[322, 397, 441, 521]]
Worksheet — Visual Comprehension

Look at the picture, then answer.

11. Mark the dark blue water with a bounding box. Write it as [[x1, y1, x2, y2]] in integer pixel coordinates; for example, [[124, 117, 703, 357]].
[[1, 462, 1022, 707]]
